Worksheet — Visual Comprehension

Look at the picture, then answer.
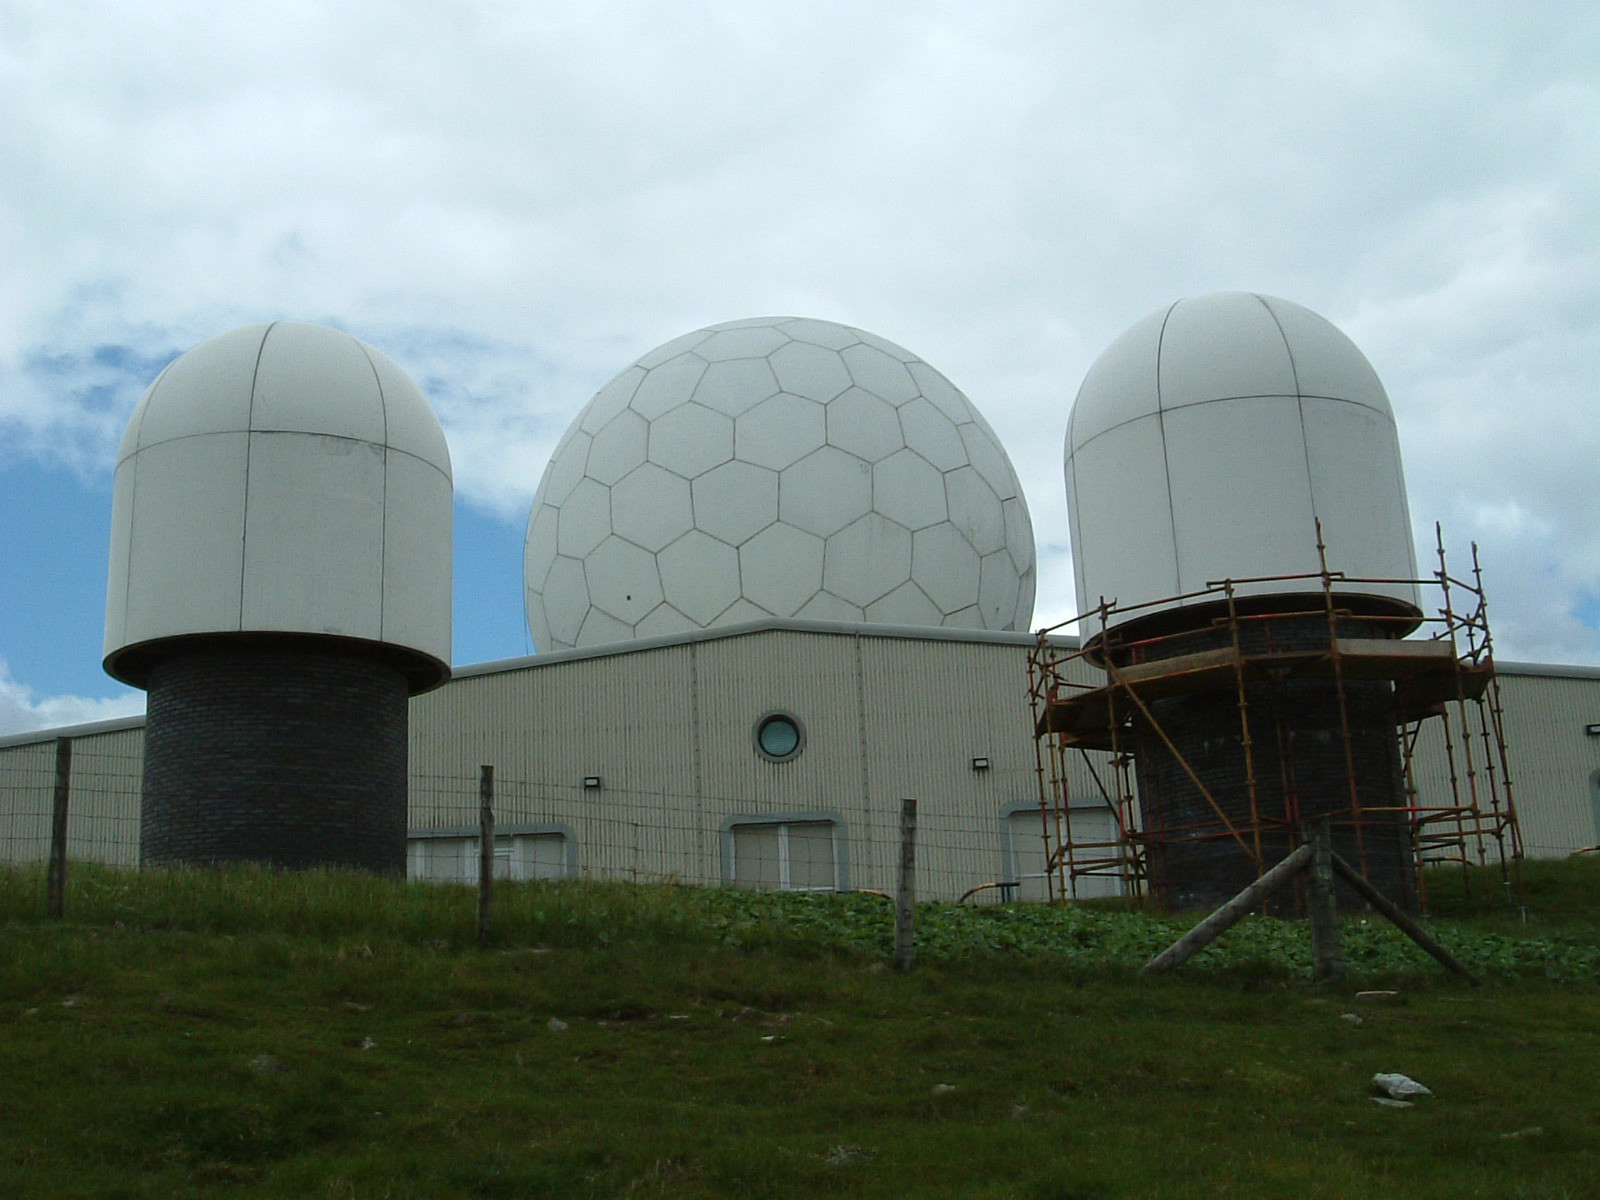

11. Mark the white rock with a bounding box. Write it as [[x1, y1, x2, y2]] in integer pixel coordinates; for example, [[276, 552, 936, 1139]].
[[1372, 1072, 1433, 1100]]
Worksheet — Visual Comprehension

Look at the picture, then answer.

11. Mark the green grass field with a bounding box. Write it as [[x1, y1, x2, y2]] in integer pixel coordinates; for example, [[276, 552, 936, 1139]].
[[2, 859, 1597, 1198]]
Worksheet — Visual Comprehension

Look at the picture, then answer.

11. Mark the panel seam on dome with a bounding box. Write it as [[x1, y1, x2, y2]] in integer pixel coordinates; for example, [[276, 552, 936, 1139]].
[[1152, 301, 1182, 598], [120, 427, 394, 454], [385, 445, 452, 484], [128, 361, 167, 457], [239, 324, 274, 629], [1255, 295, 1322, 550], [356, 342, 391, 644], [1295, 393, 1399, 422], [1076, 392, 1395, 443]]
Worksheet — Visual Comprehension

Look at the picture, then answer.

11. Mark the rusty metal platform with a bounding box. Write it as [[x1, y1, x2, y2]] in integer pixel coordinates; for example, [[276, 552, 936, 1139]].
[[1035, 638, 1493, 749]]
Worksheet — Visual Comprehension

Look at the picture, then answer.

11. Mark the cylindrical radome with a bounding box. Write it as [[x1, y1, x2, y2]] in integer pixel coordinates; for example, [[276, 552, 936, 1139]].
[[104, 322, 452, 873], [1065, 294, 1420, 912], [1065, 292, 1420, 633]]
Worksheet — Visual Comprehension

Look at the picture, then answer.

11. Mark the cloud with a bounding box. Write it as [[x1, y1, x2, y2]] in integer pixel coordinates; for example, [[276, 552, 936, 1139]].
[[1, 1, 1597, 667], [0, 658, 144, 738], [0, 299, 184, 475]]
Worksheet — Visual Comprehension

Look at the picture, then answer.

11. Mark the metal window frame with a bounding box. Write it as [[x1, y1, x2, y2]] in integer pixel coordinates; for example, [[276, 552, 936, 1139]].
[[720, 810, 849, 891], [1000, 799, 1123, 899], [406, 823, 579, 881]]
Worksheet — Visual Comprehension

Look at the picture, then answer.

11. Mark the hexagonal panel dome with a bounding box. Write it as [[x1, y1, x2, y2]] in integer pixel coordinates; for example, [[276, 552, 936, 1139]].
[[525, 317, 1036, 651]]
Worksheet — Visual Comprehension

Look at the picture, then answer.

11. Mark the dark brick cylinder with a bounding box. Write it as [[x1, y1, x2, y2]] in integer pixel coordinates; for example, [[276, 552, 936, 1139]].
[[141, 640, 409, 874], [1123, 613, 1416, 914]]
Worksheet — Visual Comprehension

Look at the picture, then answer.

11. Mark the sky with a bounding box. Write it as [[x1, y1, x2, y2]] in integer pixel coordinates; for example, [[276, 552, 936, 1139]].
[[1, 1, 1596, 735]]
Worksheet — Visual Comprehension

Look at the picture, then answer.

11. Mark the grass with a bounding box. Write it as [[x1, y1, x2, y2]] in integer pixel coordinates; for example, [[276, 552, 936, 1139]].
[[2, 862, 1598, 1198]]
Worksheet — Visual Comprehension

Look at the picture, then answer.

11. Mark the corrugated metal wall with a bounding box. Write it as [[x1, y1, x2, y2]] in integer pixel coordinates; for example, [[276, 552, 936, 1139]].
[[0, 739, 51, 862], [409, 641, 701, 882], [408, 630, 1113, 899], [3, 630, 1598, 895], [1406, 670, 1600, 858], [0, 726, 142, 865]]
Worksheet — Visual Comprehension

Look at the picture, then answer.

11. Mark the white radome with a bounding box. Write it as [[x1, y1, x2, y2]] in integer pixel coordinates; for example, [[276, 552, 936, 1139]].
[[104, 321, 453, 689], [1066, 292, 1420, 627], [525, 317, 1036, 651]]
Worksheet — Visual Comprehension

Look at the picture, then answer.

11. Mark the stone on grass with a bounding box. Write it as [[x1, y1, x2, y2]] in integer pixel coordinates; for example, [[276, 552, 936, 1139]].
[[1372, 1073, 1433, 1100]]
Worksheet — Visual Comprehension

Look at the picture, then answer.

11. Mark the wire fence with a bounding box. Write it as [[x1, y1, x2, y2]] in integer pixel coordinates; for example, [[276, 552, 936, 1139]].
[[404, 771, 1058, 902], [1, 725, 1583, 907], [0, 742, 143, 868], [0, 751, 1069, 905]]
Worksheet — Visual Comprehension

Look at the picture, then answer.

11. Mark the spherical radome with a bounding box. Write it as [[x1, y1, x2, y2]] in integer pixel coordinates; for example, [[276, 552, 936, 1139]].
[[526, 317, 1036, 651]]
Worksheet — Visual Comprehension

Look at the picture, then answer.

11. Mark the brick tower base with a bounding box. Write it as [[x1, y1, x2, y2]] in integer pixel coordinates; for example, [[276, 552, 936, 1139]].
[[141, 640, 409, 874]]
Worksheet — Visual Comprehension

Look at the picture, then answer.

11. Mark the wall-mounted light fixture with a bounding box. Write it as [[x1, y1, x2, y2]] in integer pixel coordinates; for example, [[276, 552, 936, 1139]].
[[583, 776, 602, 790], [971, 756, 991, 772], [1585, 724, 1600, 737]]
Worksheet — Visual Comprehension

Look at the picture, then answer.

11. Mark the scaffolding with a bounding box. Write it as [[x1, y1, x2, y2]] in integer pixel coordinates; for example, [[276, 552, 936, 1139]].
[[1027, 529, 1523, 911]]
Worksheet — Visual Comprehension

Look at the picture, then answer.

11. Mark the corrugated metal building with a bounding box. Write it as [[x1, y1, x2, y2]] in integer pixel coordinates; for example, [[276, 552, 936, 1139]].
[[3, 619, 1598, 899]]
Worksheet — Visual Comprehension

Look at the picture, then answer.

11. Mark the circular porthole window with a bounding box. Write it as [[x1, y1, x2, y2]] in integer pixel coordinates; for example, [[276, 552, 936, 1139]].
[[754, 712, 805, 763]]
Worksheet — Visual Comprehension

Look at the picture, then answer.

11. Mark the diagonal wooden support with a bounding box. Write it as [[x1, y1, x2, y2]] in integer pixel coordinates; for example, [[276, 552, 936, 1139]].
[[1329, 851, 1482, 986], [1141, 826, 1482, 985], [1141, 843, 1313, 974], [1106, 659, 1262, 866]]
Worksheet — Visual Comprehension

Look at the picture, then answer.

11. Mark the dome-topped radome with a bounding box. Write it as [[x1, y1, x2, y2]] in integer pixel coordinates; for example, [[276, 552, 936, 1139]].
[[105, 321, 452, 691], [1066, 292, 1419, 630]]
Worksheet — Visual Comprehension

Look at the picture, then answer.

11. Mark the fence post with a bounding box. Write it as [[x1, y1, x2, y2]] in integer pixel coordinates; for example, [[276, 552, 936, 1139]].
[[47, 737, 72, 919], [894, 798, 918, 972], [477, 765, 494, 947], [1307, 817, 1345, 982]]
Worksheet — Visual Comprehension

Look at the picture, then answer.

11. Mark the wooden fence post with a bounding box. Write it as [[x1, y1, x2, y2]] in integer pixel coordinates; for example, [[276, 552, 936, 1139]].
[[477, 765, 494, 947], [47, 737, 72, 919], [1307, 818, 1345, 982], [894, 798, 918, 972]]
